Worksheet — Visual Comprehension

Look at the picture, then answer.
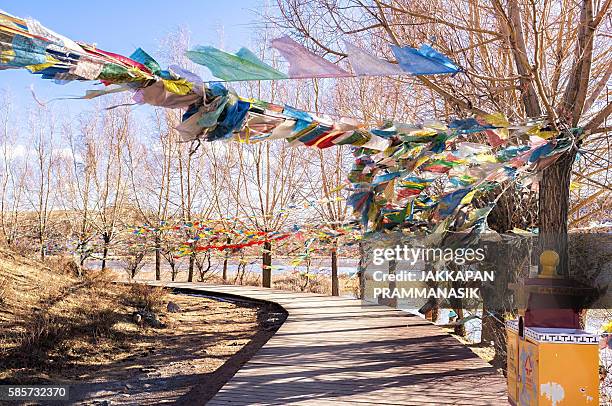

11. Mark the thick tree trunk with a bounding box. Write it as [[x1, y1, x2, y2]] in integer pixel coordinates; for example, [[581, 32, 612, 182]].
[[262, 241, 272, 288], [491, 321, 508, 370], [538, 152, 575, 276], [154, 234, 161, 281], [331, 247, 339, 296], [422, 263, 439, 322], [78, 255, 85, 278], [507, 0, 542, 118]]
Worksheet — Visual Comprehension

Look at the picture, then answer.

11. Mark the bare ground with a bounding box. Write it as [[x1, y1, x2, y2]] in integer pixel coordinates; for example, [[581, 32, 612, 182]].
[[66, 294, 285, 405]]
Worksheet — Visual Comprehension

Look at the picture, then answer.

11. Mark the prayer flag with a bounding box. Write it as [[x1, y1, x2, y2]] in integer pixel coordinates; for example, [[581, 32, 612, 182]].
[[343, 41, 403, 76], [270, 36, 350, 79], [391, 44, 459, 75], [186, 45, 288, 81]]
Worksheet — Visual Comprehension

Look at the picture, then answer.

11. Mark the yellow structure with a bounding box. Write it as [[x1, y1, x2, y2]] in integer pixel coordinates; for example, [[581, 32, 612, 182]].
[[507, 321, 599, 405], [506, 250, 600, 405]]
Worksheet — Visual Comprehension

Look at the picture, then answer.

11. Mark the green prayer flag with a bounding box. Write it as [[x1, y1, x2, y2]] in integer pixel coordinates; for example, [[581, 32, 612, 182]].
[[186, 46, 288, 81]]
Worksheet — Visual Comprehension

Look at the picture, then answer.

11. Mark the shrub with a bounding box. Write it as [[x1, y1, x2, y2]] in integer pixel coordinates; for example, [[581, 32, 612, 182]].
[[45, 255, 81, 276], [340, 274, 360, 298], [83, 305, 121, 343], [273, 270, 329, 294], [124, 283, 168, 312], [84, 268, 116, 293], [15, 309, 65, 365], [124, 251, 146, 280]]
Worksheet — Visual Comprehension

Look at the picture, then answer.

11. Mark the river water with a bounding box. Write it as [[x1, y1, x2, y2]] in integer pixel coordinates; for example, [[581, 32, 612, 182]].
[[85, 257, 359, 280]]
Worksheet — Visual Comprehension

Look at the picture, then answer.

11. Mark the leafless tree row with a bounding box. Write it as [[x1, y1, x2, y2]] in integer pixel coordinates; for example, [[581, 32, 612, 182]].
[[0, 86, 352, 294]]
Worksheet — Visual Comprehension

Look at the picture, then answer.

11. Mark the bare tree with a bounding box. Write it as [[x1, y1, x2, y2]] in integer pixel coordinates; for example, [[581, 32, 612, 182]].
[[203, 141, 240, 282], [25, 106, 57, 260], [58, 114, 100, 275], [125, 109, 178, 280], [227, 140, 310, 287], [0, 93, 27, 248], [88, 104, 131, 270], [274, 0, 611, 273]]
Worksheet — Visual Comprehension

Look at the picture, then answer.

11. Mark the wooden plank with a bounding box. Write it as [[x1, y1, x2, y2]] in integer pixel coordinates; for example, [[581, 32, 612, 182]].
[[149, 282, 508, 405]]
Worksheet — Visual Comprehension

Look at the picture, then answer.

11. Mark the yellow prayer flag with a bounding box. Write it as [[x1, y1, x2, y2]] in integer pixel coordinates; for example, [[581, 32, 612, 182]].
[[26, 55, 60, 73], [410, 128, 438, 137], [473, 153, 498, 163], [483, 112, 509, 128], [511, 227, 532, 235], [0, 48, 15, 64], [537, 130, 556, 139], [413, 155, 430, 170], [460, 190, 477, 205], [162, 78, 193, 95]]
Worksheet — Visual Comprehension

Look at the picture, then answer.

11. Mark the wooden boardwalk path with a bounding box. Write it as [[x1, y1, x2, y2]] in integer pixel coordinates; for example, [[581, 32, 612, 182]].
[[151, 283, 507, 405]]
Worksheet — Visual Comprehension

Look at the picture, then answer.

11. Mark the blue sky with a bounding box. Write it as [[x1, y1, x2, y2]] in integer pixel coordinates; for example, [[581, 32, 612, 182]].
[[1, 1, 263, 111]]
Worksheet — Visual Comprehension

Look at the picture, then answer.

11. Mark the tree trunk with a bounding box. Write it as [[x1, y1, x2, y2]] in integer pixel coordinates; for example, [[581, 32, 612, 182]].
[[262, 241, 272, 288], [454, 308, 467, 337], [481, 307, 498, 345], [222, 237, 231, 282], [538, 152, 575, 276], [380, 259, 397, 307], [101, 235, 109, 271], [331, 247, 339, 296], [77, 255, 85, 278], [39, 240, 45, 261], [358, 241, 366, 299], [188, 252, 194, 282], [222, 257, 229, 282], [507, 0, 542, 118], [154, 234, 161, 281], [491, 322, 508, 370]]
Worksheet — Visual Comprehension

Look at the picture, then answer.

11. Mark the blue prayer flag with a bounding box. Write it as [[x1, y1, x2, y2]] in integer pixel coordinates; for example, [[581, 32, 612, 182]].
[[390, 44, 459, 75]]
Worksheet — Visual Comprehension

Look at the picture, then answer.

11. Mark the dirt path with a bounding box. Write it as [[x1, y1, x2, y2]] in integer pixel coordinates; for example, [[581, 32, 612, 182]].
[[62, 292, 286, 405]]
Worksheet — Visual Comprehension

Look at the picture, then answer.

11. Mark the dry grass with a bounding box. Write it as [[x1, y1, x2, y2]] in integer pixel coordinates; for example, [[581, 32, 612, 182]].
[[0, 247, 283, 405], [273, 271, 330, 293], [123, 283, 169, 312], [194, 268, 359, 297], [0, 247, 272, 393], [1, 270, 131, 374], [15, 310, 66, 364], [193, 268, 359, 296], [67, 293, 271, 404], [0, 248, 148, 381], [0, 274, 10, 305], [202, 270, 262, 287], [44, 254, 81, 276], [272, 271, 359, 296]]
